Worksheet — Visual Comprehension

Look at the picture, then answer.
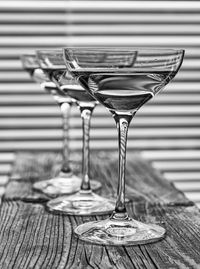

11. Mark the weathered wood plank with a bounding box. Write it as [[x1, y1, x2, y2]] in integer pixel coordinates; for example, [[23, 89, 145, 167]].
[[0, 152, 200, 268], [3, 152, 190, 206], [0, 201, 199, 268]]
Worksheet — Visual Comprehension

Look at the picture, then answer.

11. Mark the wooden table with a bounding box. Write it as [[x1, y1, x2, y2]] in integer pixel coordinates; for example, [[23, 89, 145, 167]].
[[0, 152, 200, 268]]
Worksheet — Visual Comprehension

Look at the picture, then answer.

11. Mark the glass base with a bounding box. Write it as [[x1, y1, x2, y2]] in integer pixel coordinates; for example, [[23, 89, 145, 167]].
[[46, 191, 115, 215], [33, 172, 102, 197], [74, 217, 166, 246]]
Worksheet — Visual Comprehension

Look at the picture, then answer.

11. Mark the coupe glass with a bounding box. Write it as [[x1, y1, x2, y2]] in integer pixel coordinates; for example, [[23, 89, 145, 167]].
[[63, 47, 185, 245], [36, 49, 115, 215], [21, 54, 82, 196]]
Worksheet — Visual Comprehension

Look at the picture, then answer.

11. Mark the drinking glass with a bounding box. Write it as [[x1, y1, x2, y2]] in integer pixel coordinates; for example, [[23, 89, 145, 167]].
[[21, 54, 82, 196], [63, 47, 185, 245], [36, 49, 115, 215]]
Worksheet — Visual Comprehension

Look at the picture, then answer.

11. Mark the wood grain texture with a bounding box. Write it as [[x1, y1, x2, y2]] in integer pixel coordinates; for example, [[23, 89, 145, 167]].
[[4, 152, 191, 206], [0, 152, 199, 269], [0, 201, 199, 269]]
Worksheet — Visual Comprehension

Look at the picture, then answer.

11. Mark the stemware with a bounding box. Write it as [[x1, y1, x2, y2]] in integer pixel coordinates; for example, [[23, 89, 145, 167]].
[[36, 49, 115, 215], [21, 54, 82, 196], [63, 47, 185, 245]]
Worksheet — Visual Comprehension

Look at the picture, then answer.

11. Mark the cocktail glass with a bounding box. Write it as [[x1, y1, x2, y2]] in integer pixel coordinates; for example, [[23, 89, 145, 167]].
[[63, 47, 184, 245], [36, 49, 115, 215], [21, 54, 82, 196]]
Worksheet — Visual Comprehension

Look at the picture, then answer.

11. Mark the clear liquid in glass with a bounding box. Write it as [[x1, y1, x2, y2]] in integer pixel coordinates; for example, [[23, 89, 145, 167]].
[[73, 70, 175, 114], [47, 69, 97, 104]]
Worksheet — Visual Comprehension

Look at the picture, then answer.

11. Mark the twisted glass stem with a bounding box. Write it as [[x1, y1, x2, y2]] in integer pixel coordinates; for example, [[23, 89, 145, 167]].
[[79, 104, 95, 192], [112, 114, 132, 219], [59, 102, 72, 174]]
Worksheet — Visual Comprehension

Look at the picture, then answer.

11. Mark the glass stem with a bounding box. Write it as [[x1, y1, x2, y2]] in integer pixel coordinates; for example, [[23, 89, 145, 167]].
[[59, 102, 72, 174], [79, 104, 95, 192], [112, 114, 132, 220]]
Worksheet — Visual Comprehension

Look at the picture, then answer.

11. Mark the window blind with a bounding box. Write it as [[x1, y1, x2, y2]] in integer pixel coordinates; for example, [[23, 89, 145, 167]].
[[0, 0, 200, 206]]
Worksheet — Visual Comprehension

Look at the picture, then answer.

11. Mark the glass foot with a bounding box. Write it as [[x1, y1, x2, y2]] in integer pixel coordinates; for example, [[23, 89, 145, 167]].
[[46, 191, 115, 215], [74, 217, 166, 246], [33, 173, 81, 196], [33, 173, 101, 196]]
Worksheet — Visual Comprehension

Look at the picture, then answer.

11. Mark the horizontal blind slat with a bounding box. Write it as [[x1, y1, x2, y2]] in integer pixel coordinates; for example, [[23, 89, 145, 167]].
[[1, 1, 200, 11]]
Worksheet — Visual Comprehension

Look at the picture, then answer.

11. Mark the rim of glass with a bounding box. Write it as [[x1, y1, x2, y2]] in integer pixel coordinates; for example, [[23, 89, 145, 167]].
[[20, 53, 37, 62], [21, 53, 36, 57], [63, 47, 185, 72], [63, 47, 185, 53], [36, 49, 62, 55], [36, 49, 66, 70]]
